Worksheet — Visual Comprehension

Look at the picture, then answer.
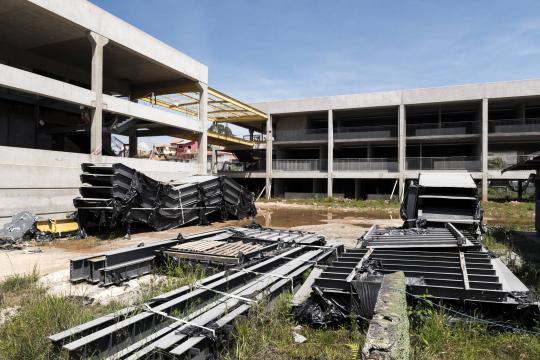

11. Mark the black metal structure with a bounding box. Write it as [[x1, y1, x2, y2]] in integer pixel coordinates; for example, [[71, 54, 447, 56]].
[[74, 163, 257, 232]]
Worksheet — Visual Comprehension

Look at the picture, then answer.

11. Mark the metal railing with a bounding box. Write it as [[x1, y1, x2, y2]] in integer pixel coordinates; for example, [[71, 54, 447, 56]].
[[406, 156, 481, 171], [334, 124, 397, 139], [273, 159, 327, 171], [407, 120, 479, 136], [333, 158, 398, 172], [217, 161, 265, 172], [489, 118, 540, 133], [487, 154, 532, 170], [274, 128, 328, 141]]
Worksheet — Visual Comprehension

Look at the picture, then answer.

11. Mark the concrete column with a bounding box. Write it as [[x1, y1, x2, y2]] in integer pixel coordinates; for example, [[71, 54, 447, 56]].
[[536, 170, 539, 237], [328, 110, 334, 197], [87, 32, 109, 155], [198, 82, 208, 174], [128, 127, 137, 158], [482, 98, 488, 201], [398, 104, 406, 200], [249, 129, 254, 141], [354, 179, 361, 199], [265, 114, 273, 199], [211, 146, 217, 174]]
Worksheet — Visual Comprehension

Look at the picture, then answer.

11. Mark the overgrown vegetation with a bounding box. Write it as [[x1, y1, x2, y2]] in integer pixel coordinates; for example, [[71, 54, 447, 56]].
[[0, 260, 208, 360], [483, 201, 535, 230], [223, 293, 365, 360], [410, 307, 540, 360], [261, 197, 400, 211]]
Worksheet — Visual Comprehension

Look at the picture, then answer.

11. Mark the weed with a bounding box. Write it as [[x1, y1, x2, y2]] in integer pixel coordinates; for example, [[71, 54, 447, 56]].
[[223, 293, 365, 360]]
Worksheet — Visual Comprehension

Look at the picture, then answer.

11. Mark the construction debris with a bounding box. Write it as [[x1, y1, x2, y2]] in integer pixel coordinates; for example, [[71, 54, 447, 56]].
[[69, 226, 327, 286], [74, 163, 257, 233], [50, 236, 337, 359], [0, 211, 37, 248], [303, 173, 539, 325]]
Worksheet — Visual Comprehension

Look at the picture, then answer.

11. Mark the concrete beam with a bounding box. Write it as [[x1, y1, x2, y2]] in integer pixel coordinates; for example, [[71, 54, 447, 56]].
[[253, 78, 540, 115], [398, 103, 406, 200], [0, 64, 95, 106], [266, 115, 273, 199], [198, 82, 208, 174], [361, 271, 410, 360], [88, 31, 109, 155], [482, 98, 488, 201], [327, 110, 334, 197], [103, 95, 202, 133]]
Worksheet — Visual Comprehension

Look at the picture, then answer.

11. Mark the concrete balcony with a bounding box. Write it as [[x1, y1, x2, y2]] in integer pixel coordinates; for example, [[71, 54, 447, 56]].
[[273, 159, 327, 172], [334, 125, 397, 140], [406, 156, 481, 171], [489, 118, 540, 133], [407, 121, 479, 137], [333, 158, 398, 172], [274, 128, 327, 142]]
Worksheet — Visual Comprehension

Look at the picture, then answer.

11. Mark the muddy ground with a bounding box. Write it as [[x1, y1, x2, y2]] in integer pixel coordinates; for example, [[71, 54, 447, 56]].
[[0, 202, 402, 280]]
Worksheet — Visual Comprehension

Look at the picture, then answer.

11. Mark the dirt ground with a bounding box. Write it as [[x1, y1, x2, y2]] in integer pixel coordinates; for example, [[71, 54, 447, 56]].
[[0, 202, 401, 280]]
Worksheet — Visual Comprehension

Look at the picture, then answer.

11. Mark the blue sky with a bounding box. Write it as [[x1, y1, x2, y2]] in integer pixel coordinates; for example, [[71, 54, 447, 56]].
[[91, 0, 540, 103]]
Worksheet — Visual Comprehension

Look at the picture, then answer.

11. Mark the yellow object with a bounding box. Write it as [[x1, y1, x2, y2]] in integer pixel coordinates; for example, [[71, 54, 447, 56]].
[[36, 219, 79, 235]]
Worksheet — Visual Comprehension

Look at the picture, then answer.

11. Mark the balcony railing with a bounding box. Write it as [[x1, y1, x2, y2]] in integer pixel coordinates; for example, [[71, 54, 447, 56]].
[[273, 159, 327, 171], [217, 161, 265, 172], [334, 125, 397, 140], [489, 118, 540, 133], [333, 158, 398, 172], [274, 128, 328, 141], [406, 156, 481, 171], [407, 121, 478, 137], [487, 155, 532, 170]]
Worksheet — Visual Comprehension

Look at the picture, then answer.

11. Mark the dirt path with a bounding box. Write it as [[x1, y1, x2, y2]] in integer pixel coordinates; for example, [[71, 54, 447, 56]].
[[0, 203, 401, 279]]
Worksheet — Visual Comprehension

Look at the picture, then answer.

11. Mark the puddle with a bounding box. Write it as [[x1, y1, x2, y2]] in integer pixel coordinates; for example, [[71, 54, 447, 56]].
[[255, 208, 395, 228]]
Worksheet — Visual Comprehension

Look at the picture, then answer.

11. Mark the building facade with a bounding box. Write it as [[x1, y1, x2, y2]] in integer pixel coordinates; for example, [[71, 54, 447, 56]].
[[222, 80, 540, 201]]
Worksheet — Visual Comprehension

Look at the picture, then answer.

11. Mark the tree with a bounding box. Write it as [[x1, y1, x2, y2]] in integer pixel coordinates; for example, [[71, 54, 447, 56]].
[[209, 123, 233, 136]]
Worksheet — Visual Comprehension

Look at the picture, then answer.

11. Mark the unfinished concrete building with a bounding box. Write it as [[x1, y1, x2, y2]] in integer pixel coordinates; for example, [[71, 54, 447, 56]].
[[0, 0, 267, 224], [221, 81, 540, 201]]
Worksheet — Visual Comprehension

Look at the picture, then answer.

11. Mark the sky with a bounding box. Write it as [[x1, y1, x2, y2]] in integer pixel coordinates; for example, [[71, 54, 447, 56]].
[[91, 0, 540, 104]]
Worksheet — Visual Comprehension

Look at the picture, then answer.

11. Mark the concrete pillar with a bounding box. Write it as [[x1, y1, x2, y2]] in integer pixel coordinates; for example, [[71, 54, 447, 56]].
[[128, 128, 137, 158], [367, 144, 373, 159], [482, 98, 488, 201], [211, 146, 217, 174], [398, 104, 406, 200], [87, 32, 109, 155], [265, 114, 273, 199], [249, 129, 254, 141], [534, 170, 540, 237], [328, 110, 334, 197], [354, 179, 361, 200], [198, 82, 208, 174], [361, 272, 410, 360]]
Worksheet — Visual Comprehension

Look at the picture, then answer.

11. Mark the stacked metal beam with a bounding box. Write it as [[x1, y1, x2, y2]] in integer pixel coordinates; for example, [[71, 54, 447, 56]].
[[359, 223, 481, 250], [69, 226, 327, 286], [74, 163, 256, 232], [52, 245, 336, 359]]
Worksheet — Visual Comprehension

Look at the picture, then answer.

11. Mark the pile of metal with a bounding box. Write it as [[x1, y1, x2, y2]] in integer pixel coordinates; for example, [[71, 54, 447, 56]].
[[359, 223, 481, 250], [74, 163, 256, 232], [69, 226, 327, 286], [305, 173, 539, 323], [51, 228, 335, 359], [0, 211, 37, 248]]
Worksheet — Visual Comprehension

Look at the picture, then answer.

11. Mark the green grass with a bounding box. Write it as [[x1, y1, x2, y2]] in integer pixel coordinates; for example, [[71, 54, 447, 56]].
[[411, 308, 540, 360], [483, 201, 535, 230], [260, 197, 401, 211], [0, 259, 208, 360], [222, 293, 365, 360]]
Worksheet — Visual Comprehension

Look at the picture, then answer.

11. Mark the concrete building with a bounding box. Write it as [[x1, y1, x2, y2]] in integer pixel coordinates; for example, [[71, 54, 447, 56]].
[[0, 0, 209, 223], [220, 79, 540, 201]]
